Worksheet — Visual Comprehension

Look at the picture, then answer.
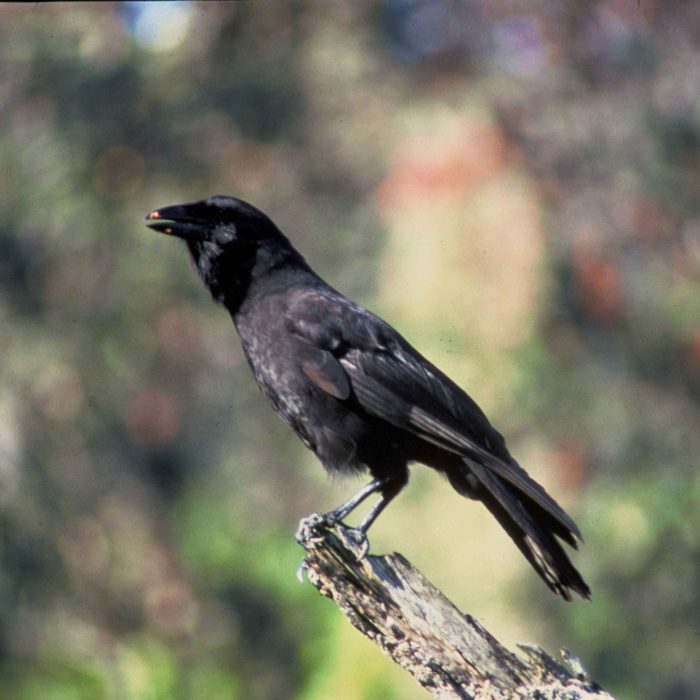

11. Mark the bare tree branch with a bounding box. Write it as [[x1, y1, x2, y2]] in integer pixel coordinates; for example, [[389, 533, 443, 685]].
[[296, 516, 615, 700]]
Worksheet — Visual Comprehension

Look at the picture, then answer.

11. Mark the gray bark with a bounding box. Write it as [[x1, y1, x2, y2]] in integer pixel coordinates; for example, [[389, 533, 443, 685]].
[[296, 515, 615, 700]]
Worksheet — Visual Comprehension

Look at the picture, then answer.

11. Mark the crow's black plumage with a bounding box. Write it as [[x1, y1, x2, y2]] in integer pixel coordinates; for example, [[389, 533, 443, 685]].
[[145, 195, 590, 601]]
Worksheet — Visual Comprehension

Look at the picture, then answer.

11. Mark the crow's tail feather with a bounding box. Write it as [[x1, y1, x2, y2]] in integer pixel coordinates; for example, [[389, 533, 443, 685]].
[[451, 461, 590, 601]]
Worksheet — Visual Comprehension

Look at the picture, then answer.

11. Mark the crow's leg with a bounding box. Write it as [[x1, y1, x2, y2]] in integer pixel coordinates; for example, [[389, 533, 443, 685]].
[[355, 474, 406, 534], [295, 477, 391, 554], [319, 472, 406, 559], [323, 476, 392, 524]]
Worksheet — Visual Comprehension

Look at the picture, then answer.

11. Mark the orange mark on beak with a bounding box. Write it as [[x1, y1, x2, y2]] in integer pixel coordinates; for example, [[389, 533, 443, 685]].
[[147, 210, 161, 220]]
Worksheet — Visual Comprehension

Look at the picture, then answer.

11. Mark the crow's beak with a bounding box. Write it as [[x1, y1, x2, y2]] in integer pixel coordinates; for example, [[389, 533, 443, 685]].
[[145, 204, 203, 239]]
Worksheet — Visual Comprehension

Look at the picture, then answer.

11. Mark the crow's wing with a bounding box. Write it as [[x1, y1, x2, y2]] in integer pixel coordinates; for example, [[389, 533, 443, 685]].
[[285, 288, 581, 542], [344, 346, 581, 543]]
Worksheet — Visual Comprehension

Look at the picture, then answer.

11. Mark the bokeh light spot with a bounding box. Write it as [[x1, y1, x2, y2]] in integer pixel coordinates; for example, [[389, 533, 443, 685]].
[[125, 1, 193, 53]]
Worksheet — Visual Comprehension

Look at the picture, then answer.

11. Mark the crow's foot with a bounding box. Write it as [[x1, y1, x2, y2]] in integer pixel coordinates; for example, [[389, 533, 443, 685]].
[[296, 512, 370, 560], [334, 524, 370, 560]]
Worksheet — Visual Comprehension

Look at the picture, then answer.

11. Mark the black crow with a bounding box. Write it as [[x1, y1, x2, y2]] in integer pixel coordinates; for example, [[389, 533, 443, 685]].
[[145, 195, 590, 600]]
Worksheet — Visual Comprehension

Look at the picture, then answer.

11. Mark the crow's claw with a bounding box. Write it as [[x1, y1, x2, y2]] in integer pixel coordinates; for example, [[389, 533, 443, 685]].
[[335, 524, 370, 560], [295, 512, 329, 545], [296, 512, 370, 560]]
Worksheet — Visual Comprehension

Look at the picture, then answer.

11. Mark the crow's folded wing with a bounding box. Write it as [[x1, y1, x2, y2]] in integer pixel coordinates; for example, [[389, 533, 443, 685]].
[[343, 348, 580, 541]]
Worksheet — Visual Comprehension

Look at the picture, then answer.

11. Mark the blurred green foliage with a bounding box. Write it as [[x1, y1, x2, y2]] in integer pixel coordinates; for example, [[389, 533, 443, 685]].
[[1, 2, 699, 699]]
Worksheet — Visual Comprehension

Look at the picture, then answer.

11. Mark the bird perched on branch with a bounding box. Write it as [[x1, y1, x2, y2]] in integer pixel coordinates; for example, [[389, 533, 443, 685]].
[[145, 195, 590, 601]]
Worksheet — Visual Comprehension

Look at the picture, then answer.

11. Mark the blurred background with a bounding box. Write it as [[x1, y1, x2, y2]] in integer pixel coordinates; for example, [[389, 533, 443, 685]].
[[1, 2, 699, 698]]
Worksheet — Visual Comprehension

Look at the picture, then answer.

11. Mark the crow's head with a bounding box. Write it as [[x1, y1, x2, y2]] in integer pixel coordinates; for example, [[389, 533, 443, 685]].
[[145, 195, 308, 308], [145, 195, 279, 246]]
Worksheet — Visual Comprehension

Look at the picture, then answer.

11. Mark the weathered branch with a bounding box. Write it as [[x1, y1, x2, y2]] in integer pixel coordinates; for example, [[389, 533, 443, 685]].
[[296, 515, 615, 700]]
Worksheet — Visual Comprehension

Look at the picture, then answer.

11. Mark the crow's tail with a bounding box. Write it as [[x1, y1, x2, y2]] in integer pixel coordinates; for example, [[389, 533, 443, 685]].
[[450, 460, 590, 601]]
